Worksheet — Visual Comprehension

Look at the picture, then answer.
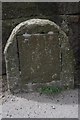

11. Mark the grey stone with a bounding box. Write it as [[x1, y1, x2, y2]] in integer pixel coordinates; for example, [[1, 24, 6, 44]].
[[4, 36, 21, 93], [2, 3, 79, 81], [4, 19, 75, 92]]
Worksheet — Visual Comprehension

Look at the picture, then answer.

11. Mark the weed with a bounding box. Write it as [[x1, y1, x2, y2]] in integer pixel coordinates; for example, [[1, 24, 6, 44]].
[[38, 86, 63, 95]]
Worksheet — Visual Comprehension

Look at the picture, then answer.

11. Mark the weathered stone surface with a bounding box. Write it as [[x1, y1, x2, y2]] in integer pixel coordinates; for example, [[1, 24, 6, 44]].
[[2, 3, 79, 20], [18, 34, 61, 84], [4, 36, 21, 92], [4, 19, 74, 92], [2, 2, 79, 85]]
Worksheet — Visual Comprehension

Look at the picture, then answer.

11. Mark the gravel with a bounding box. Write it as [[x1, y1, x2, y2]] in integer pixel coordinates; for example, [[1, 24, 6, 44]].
[[1, 88, 78, 118]]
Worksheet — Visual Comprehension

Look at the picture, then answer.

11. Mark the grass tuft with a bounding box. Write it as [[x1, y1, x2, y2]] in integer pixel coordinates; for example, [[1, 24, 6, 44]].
[[38, 86, 63, 95]]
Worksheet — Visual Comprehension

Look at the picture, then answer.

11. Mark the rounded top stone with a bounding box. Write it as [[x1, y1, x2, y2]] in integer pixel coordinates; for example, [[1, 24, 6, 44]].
[[4, 19, 66, 55]]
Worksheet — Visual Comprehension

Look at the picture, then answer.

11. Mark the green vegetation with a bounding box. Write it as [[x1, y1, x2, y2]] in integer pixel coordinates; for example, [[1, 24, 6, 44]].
[[38, 86, 68, 94], [38, 86, 63, 95]]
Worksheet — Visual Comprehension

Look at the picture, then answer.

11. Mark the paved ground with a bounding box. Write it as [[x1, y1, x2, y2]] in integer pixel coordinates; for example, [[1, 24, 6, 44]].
[[0, 99, 2, 120], [2, 88, 78, 118], [0, 76, 2, 119]]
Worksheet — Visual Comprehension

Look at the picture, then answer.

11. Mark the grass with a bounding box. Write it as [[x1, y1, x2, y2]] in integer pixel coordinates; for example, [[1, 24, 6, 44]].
[[37, 86, 63, 95]]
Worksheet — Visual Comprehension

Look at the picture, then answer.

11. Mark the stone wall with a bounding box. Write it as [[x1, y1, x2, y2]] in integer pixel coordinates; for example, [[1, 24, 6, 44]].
[[2, 2, 80, 86]]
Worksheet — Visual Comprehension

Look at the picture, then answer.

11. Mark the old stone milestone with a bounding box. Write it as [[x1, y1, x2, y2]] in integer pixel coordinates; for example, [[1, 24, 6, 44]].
[[4, 19, 75, 93]]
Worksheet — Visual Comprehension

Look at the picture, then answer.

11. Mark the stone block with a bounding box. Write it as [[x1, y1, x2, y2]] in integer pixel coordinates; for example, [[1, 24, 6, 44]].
[[4, 19, 75, 92]]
